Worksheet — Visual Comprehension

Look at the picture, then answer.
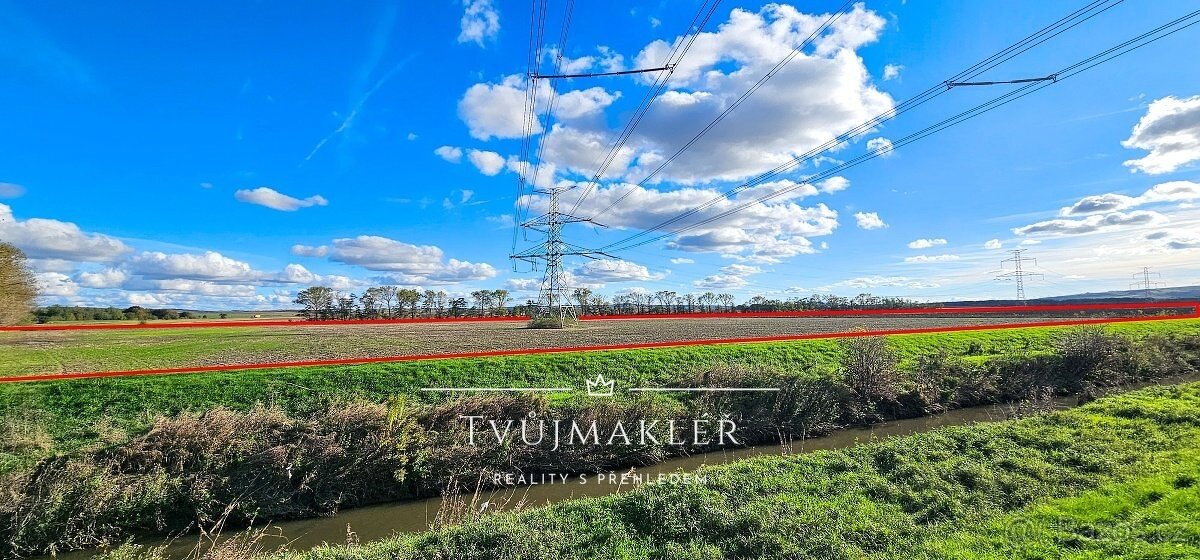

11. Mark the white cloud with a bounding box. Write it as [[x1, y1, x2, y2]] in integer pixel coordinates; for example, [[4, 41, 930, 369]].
[[434, 145, 464, 163], [572, 259, 666, 283], [866, 137, 894, 157], [291, 244, 329, 258], [882, 63, 903, 80], [907, 238, 947, 249], [555, 87, 620, 120], [36, 272, 79, 298], [328, 235, 497, 284], [670, 257, 695, 264], [0, 203, 130, 262], [504, 278, 541, 291], [527, 182, 837, 262], [77, 268, 128, 289], [486, 214, 515, 229], [234, 187, 328, 211], [984, 239, 1002, 250], [854, 211, 886, 230], [1122, 95, 1200, 174], [457, 75, 619, 141], [693, 263, 761, 290], [467, 149, 506, 176], [130, 251, 263, 283], [0, 182, 25, 198], [827, 275, 938, 289], [903, 254, 960, 263], [818, 177, 850, 194], [458, 0, 500, 47], [615, 3, 893, 184]]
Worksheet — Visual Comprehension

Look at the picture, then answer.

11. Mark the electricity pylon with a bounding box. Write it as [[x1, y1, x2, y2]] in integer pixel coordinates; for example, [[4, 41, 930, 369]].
[[995, 249, 1042, 304], [510, 185, 611, 326], [1129, 266, 1164, 299]]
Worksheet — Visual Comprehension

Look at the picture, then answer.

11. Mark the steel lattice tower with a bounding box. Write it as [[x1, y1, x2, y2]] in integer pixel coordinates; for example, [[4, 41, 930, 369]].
[[511, 185, 610, 326], [1129, 266, 1164, 299], [996, 249, 1042, 304]]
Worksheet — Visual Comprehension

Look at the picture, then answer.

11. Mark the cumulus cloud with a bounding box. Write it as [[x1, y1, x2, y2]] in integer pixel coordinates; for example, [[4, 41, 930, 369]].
[[692, 263, 761, 289], [0, 203, 130, 262], [1057, 182, 1200, 217], [984, 239, 1002, 250], [459, 4, 892, 184], [328, 235, 496, 284], [1122, 95, 1200, 174], [130, 251, 264, 283], [907, 238, 947, 249], [670, 257, 695, 264], [0, 182, 25, 198], [458, 0, 500, 46], [457, 76, 618, 141], [36, 272, 79, 297], [572, 259, 666, 283], [866, 137, 894, 157], [467, 149, 506, 176], [434, 146, 463, 163], [854, 211, 886, 230], [882, 63, 903, 80], [617, 3, 893, 184], [77, 268, 128, 289], [903, 254, 960, 263], [525, 181, 838, 262], [234, 187, 328, 211], [291, 244, 329, 258]]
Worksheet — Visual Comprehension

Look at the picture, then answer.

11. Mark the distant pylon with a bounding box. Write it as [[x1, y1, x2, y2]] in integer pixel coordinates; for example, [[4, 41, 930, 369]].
[[510, 185, 611, 326], [995, 249, 1043, 304], [1129, 266, 1164, 299]]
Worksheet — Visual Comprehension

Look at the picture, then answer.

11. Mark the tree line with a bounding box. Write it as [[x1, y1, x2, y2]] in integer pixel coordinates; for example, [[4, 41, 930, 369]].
[[293, 285, 920, 320]]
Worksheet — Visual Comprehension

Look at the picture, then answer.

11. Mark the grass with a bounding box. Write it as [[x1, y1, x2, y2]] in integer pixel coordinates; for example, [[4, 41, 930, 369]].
[[223, 382, 1200, 560], [2, 319, 1198, 472]]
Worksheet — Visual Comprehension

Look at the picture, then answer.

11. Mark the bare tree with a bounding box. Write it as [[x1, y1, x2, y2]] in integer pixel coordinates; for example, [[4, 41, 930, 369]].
[[492, 289, 511, 316], [572, 287, 592, 314], [0, 243, 36, 325]]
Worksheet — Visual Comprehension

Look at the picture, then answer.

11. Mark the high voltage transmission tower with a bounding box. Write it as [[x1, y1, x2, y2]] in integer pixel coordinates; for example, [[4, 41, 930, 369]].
[[1129, 266, 1164, 299], [510, 185, 611, 325], [996, 249, 1042, 304]]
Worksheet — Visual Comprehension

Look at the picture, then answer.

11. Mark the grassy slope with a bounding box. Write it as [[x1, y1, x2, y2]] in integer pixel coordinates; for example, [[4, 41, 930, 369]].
[[2, 319, 1198, 472], [276, 383, 1200, 560]]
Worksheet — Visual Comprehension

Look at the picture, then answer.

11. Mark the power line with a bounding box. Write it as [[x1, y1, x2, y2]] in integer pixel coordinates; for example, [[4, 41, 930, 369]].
[[531, 65, 675, 79], [592, 0, 1128, 253], [585, 0, 859, 221], [597, 7, 1200, 255], [567, 0, 724, 215]]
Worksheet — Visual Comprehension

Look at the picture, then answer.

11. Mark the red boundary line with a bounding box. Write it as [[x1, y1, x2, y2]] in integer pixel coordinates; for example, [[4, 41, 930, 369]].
[[2, 307, 1197, 384], [2, 301, 1194, 332]]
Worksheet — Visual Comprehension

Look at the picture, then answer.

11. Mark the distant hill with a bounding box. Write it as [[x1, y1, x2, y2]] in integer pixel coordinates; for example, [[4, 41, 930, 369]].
[[936, 285, 1200, 307], [1034, 285, 1200, 302]]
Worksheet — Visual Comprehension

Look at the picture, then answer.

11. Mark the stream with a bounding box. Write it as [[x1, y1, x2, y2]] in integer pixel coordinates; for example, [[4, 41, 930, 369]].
[[54, 374, 1200, 559]]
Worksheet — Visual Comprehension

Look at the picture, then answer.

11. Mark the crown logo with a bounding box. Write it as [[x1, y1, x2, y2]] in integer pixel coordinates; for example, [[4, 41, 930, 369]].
[[585, 374, 615, 397]]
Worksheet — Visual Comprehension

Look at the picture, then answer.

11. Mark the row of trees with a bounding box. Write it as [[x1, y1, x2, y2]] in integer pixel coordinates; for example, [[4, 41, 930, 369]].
[[293, 286, 517, 320], [33, 305, 215, 323], [293, 285, 920, 320]]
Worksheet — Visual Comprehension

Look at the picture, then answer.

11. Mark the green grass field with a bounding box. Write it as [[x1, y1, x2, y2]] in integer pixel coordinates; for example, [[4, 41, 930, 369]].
[[251, 382, 1200, 560], [2, 319, 1198, 473]]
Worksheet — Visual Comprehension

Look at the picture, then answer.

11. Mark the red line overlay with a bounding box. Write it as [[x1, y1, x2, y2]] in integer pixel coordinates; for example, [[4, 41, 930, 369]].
[[3, 310, 1197, 384], [3, 301, 1195, 332]]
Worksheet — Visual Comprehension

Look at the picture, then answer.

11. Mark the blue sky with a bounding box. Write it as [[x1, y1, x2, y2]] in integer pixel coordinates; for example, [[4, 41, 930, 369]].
[[1, 0, 1199, 309]]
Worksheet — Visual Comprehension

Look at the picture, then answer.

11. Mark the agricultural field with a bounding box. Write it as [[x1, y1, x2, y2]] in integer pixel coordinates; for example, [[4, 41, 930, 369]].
[[1, 318, 1199, 557], [0, 314, 1150, 377]]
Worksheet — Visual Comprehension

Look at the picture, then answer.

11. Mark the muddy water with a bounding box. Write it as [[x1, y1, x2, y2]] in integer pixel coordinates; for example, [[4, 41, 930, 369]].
[[56, 375, 1199, 559]]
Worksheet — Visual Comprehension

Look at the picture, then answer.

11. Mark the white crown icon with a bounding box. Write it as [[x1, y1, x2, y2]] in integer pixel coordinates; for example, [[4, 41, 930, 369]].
[[585, 374, 615, 397]]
